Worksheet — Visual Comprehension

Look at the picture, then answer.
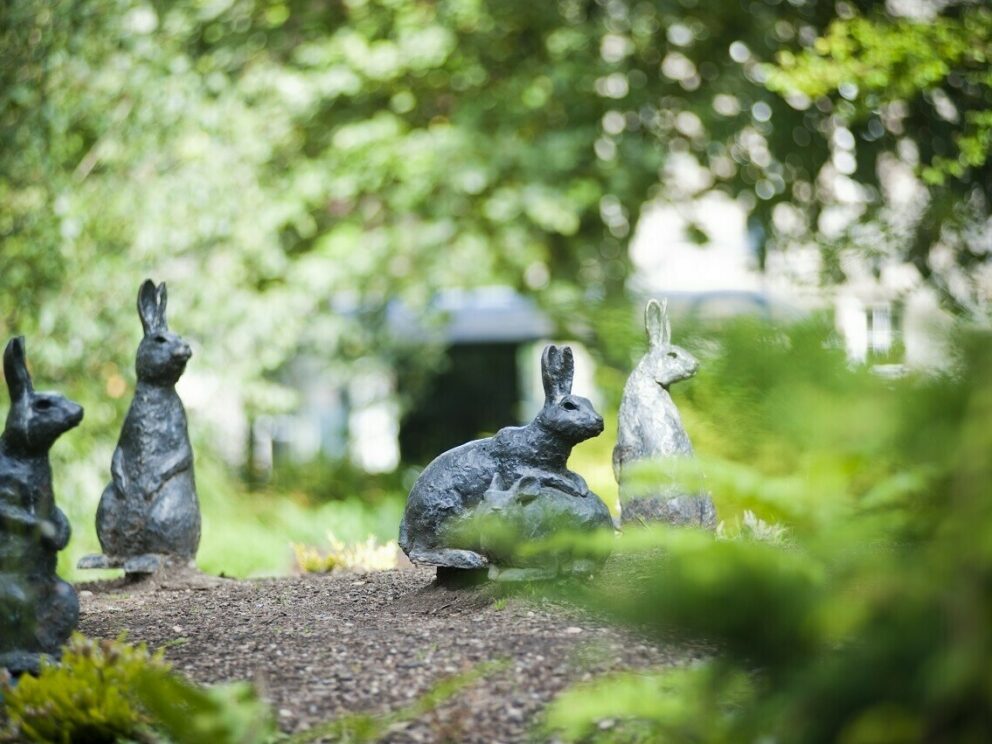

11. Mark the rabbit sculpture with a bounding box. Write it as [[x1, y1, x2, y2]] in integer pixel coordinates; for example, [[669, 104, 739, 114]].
[[399, 344, 610, 574], [465, 473, 613, 580], [613, 299, 717, 527], [0, 337, 83, 675], [79, 280, 200, 575]]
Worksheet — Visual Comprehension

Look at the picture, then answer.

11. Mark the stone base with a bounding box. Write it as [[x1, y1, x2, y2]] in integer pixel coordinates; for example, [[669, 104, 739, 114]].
[[407, 548, 489, 570], [0, 650, 56, 676], [620, 493, 717, 529], [77, 553, 195, 578]]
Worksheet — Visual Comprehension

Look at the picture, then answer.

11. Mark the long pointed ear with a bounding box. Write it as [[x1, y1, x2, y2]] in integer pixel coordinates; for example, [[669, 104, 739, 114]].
[[4, 336, 33, 402], [155, 282, 169, 331], [559, 345, 574, 395], [138, 279, 161, 335], [541, 344, 559, 400], [541, 344, 575, 400], [645, 299, 671, 346]]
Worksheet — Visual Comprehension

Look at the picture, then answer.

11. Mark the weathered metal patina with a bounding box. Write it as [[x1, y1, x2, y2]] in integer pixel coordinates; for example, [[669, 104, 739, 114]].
[[79, 280, 200, 576], [400, 344, 613, 579], [613, 300, 717, 527], [0, 337, 83, 674]]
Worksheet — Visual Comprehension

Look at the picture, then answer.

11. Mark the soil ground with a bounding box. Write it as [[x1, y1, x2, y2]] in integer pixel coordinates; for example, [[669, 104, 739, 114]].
[[78, 565, 695, 743]]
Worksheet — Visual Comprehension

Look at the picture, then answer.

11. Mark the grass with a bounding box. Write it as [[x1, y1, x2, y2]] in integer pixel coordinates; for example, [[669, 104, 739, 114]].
[[58, 457, 404, 582]]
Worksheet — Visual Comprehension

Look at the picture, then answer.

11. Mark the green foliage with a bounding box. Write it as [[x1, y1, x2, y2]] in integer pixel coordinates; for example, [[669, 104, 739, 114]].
[[131, 671, 274, 744], [542, 323, 992, 743], [0, 634, 274, 744], [767, 6, 992, 316], [264, 458, 410, 506], [0, 634, 168, 743], [770, 8, 992, 183], [293, 532, 398, 573], [3, 0, 989, 585], [544, 665, 752, 743]]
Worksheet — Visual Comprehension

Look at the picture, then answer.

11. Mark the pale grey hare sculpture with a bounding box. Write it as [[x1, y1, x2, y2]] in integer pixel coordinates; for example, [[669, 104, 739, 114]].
[[79, 280, 200, 575], [399, 344, 612, 578], [0, 337, 83, 675], [613, 299, 716, 527]]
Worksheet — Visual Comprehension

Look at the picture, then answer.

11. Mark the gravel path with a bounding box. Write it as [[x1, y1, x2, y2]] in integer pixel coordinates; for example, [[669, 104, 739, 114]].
[[78, 566, 694, 742]]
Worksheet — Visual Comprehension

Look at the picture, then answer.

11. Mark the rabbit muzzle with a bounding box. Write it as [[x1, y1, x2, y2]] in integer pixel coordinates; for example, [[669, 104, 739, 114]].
[[65, 402, 84, 428]]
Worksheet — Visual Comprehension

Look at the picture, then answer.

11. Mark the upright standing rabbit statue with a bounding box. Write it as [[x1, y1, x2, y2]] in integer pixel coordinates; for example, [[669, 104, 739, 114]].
[[0, 337, 83, 674], [79, 280, 200, 575], [613, 300, 717, 527], [400, 344, 613, 579]]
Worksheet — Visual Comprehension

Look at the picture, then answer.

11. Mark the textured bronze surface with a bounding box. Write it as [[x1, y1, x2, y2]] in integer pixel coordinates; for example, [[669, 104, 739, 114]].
[[0, 337, 82, 674]]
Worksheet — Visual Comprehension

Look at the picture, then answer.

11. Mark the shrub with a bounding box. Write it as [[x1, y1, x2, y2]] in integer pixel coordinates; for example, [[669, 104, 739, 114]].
[[0, 634, 274, 744], [0, 634, 168, 743], [542, 325, 992, 742], [293, 532, 398, 573]]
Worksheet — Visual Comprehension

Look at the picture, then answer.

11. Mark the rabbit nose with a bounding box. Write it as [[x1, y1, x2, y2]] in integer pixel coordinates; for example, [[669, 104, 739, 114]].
[[175, 344, 192, 360]]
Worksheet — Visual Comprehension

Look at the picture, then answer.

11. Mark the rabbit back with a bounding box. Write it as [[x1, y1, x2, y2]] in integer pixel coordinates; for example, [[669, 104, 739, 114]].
[[400, 437, 499, 553]]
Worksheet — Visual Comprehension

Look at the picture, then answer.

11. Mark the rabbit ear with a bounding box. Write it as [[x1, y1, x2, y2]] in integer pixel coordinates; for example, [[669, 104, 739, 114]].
[[155, 282, 169, 330], [559, 345, 574, 395], [541, 344, 574, 400], [138, 279, 163, 335], [541, 344, 560, 400], [4, 336, 33, 402], [645, 299, 671, 346]]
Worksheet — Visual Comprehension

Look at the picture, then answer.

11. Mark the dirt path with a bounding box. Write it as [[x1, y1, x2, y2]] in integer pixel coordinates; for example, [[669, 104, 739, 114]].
[[78, 566, 693, 742]]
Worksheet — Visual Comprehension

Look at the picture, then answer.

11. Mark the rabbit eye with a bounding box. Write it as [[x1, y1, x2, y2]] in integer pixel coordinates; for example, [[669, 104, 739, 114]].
[[33, 399, 53, 411], [561, 400, 578, 411], [667, 351, 678, 359], [154, 335, 167, 344]]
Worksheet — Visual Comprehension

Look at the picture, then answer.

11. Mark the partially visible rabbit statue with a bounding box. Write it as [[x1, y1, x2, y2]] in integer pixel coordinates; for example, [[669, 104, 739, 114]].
[[0, 336, 83, 675], [399, 344, 613, 579], [613, 299, 717, 528], [78, 279, 200, 576]]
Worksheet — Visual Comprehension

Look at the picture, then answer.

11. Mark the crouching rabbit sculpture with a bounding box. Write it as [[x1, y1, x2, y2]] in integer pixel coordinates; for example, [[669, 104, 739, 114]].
[[1, 337, 83, 674], [613, 300, 717, 527], [399, 344, 613, 578], [79, 279, 200, 575]]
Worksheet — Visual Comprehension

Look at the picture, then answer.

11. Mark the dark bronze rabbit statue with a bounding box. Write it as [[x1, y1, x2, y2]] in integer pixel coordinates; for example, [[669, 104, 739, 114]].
[[79, 280, 200, 575], [399, 344, 612, 577], [0, 337, 83, 674]]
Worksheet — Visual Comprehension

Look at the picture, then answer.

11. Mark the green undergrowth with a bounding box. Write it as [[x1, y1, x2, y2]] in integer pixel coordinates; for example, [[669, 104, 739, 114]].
[[531, 327, 992, 742]]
